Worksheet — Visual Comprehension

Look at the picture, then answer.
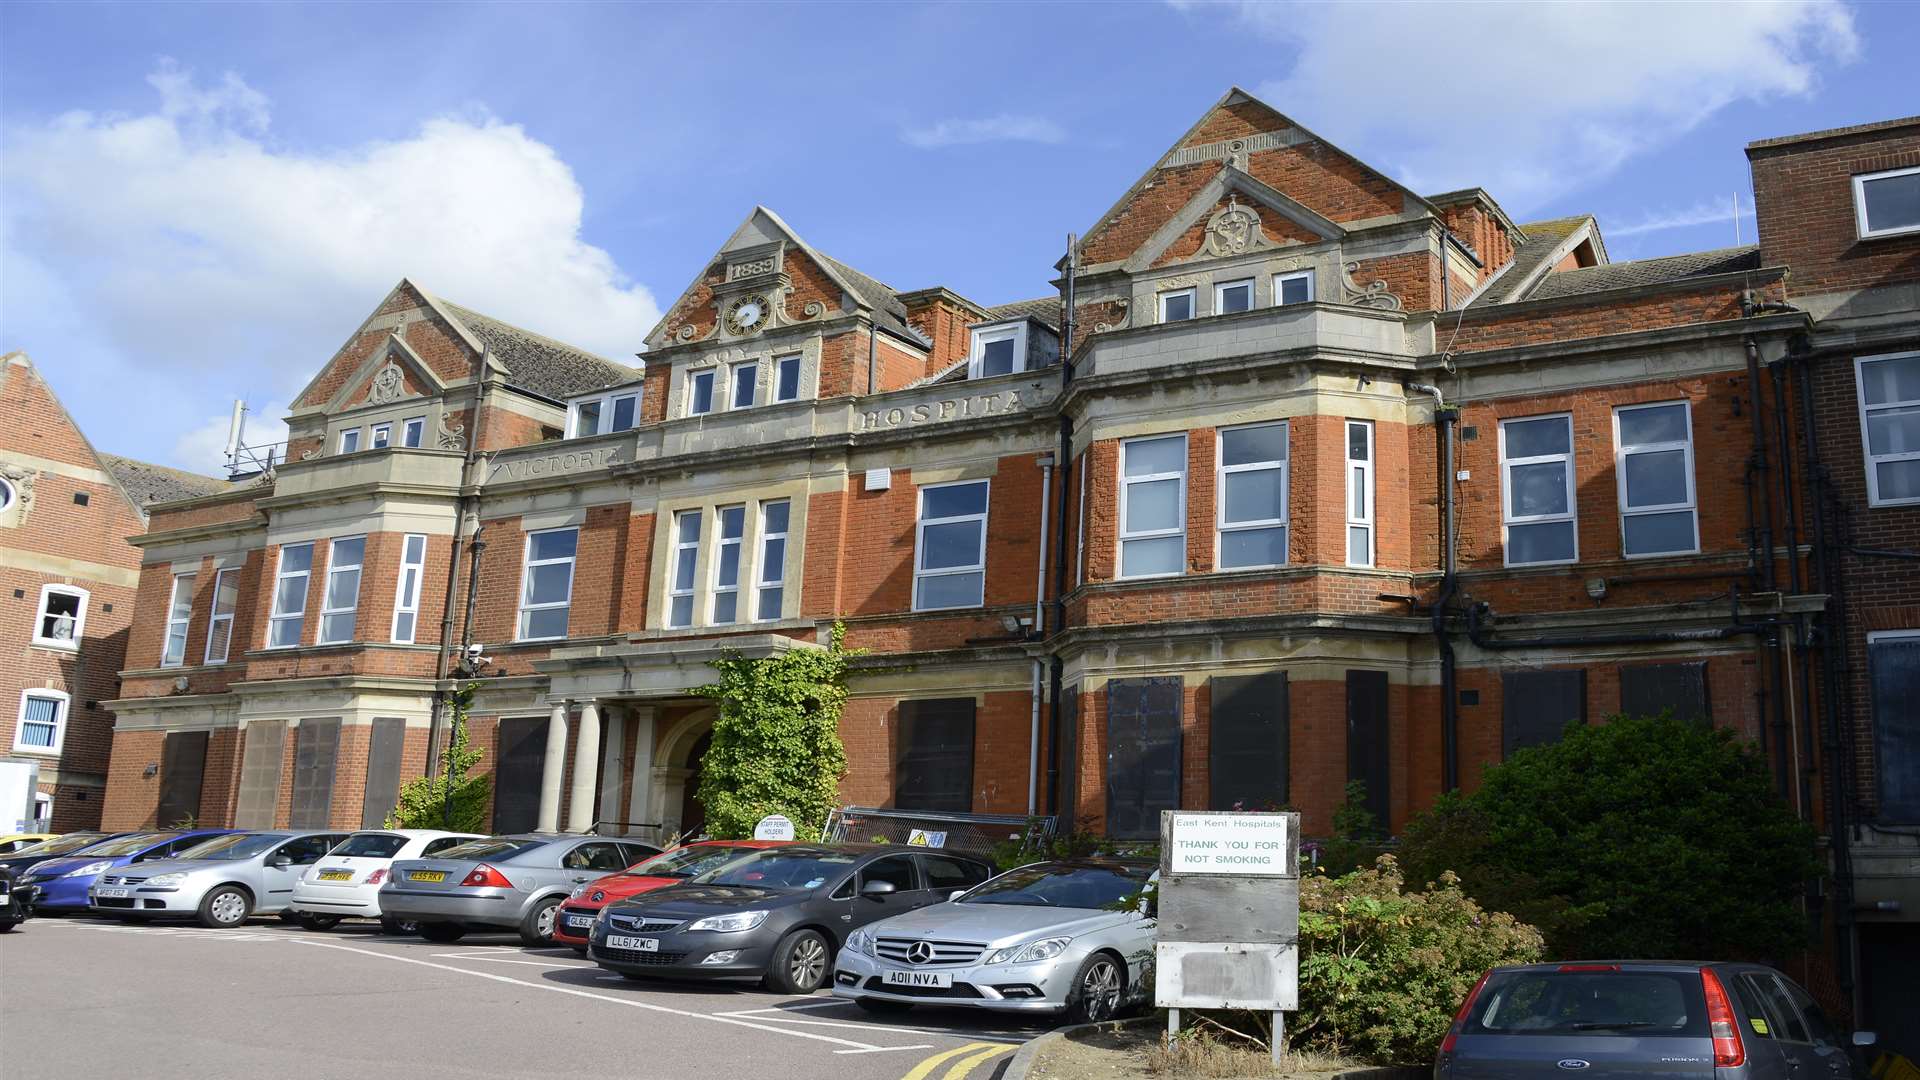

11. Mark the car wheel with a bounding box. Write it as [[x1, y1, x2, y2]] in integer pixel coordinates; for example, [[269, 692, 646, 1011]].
[[378, 917, 418, 936], [765, 929, 832, 995], [1063, 953, 1124, 1025], [417, 922, 467, 943], [198, 886, 253, 929], [520, 896, 562, 946], [296, 914, 342, 931], [854, 997, 912, 1014]]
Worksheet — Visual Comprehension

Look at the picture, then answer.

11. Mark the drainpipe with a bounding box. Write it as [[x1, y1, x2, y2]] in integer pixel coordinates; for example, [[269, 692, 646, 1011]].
[[1742, 305, 1791, 802], [866, 321, 878, 396], [1410, 382, 1460, 791], [1028, 660, 1043, 816], [1028, 454, 1054, 817], [1046, 235, 1078, 820], [426, 346, 493, 774]]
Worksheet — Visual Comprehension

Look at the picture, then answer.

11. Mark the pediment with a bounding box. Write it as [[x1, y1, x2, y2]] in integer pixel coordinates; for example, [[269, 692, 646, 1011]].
[[323, 332, 449, 414], [1124, 166, 1347, 273]]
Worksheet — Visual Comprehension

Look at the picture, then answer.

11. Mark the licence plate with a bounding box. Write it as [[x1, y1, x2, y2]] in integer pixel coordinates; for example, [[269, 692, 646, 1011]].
[[883, 970, 953, 988], [96, 887, 133, 898], [605, 935, 660, 952], [409, 870, 447, 883], [317, 869, 354, 881], [566, 914, 595, 930]]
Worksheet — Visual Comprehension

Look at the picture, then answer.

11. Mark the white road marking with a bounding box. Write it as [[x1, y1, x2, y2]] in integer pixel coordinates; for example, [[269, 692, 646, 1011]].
[[429, 952, 588, 967], [831, 1045, 936, 1056], [729, 999, 847, 1014]]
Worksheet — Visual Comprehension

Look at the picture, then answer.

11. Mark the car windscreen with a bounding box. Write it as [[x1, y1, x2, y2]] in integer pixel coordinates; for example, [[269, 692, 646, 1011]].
[[15, 833, 110, 857], [628, 845, 760, 880], [330, 833, 409, 859], [68, 833, 168, 857], [694, 850, 858, 890], [175, 833, 282, 861], [961, 864, 1148, 909], [431, 838, 546, 862], [1465, 970, 1708, 1037]]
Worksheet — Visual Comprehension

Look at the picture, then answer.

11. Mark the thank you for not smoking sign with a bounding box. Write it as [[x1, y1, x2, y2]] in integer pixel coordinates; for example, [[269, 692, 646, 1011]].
[[1168, 813, 1291, 875]]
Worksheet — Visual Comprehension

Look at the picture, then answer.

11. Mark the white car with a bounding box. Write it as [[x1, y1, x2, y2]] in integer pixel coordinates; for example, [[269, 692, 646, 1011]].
[[289, 829, 481, 933]]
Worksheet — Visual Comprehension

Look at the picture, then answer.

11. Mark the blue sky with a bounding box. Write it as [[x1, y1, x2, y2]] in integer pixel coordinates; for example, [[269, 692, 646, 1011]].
[[2, 0, 1913, 472]]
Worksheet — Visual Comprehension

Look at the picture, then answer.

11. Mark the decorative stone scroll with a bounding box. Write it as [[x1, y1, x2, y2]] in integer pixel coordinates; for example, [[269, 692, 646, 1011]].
[[367, 360, 408, 405], [437, 412, 467, 451], [1203, 195, 1270, 257], [1340, 261, 1404, 311]]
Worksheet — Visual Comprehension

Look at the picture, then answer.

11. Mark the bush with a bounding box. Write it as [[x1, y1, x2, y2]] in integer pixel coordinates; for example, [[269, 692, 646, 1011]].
[[388, 684, 490, 832], [1398, 713, 1819, 962]]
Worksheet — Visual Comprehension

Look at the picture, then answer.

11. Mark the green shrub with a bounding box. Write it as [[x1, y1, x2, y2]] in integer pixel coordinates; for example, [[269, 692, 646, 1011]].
[[387, 684, 490, 832]]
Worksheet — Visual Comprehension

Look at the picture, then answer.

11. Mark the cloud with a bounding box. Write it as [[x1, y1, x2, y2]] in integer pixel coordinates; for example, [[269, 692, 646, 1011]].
[[902, 113, 1066, 149], [171, 398, 293, 477], [1185, 0, 1858, 211], [1608, 198, 1756, 239]]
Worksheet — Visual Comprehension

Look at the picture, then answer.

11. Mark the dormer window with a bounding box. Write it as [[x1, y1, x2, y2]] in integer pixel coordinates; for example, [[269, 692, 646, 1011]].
[[1158, 288, 1196, 323], [688, 370, 716, 417], [968, 324, 1028, 380], [1275, 270, 1314, 305], [1215, 279, 1254, 315], [567, 389, 641, 438], [1854, 165, 1920, 239]]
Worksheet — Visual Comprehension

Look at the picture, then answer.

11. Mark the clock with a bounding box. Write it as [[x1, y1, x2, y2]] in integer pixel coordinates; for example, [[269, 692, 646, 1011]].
[[725, 295, 769, 335]]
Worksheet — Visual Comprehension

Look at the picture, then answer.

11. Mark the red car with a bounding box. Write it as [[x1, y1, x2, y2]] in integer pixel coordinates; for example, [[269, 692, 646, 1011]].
[[551, 840, 788, 951]]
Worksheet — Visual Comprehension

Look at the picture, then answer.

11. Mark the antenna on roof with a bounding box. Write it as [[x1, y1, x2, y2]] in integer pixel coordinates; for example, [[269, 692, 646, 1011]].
[[224, 399, 246, 462], [224, 398, 283, 481], [1734, 192, 1742, 246]]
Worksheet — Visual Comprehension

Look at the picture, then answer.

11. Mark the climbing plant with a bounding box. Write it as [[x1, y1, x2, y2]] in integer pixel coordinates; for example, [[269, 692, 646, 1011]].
[[387, 682, 491, 833], [693, 623, 858, 840]]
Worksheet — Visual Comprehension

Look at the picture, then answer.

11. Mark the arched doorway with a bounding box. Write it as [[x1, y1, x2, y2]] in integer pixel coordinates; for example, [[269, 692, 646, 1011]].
[[678, 730, 713, 838], [650, 706, 715, 843]]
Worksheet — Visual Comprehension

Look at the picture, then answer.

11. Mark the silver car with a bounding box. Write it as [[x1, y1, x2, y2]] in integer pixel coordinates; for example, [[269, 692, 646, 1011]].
[[833, 858, 1156, 1023], [88, 830, 350, 929], [380, 833, 661, 945]]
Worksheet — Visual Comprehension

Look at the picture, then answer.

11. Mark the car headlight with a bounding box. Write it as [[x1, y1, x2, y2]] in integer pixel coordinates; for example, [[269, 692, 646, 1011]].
[[569, 884, 586, 899], [66, 861, 113, 877], [143, 873, 188, 887], [687, 910, 769, 933], [847, 927, 877, 958], [986, 936, 1073, 965]]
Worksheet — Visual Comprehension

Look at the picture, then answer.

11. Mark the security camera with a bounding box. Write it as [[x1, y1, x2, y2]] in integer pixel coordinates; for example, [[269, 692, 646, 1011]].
[[464, 643, 490, 668]]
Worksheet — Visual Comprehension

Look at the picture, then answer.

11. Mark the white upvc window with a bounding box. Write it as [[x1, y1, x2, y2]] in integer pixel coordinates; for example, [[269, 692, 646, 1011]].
[[14, 688, 69, 755], [1346, 420, 1375, 568], [1613, 401, 1700, 558], [687, 370, 716, 416], [162, 572, 196, 667], [1275, 269, 1315, 305], [1500, 414, 1578, 566], [1853, 165, 1920, 240], [774, 354, 803, 403], [32, 584, 87, 650], [969, 323, 1028, 379], [391, 534, 427, 643], [755, 499, 789, 621], [370, 423, 392, 450], [267, 542, 313, 648], [338, 428, 361, 454], [318, 536, 365, 644], [568, 389, 640, 438], [668, 510, 703, 628], [730, 362, 757, 410], [1217, 421, 1289, 570], [1857, 351, 1920, 506], [517, 528, 577, 641], [914, 480, 990, 610], [710, 505, 746, 625], [1158, 288, 1195, 323], [204, 567, 239, 664], [1215, 278, 1254, 315], [402, 417, 425, 448], [1119, 434, 1187, 578]]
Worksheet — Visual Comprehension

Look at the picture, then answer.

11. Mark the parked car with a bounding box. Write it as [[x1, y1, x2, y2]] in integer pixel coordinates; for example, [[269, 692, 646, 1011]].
[[288, 829, 482, 933], [831, 858, 1153, 1021], [0, 832, 130, 874], [1433, 961, 1879, 1080], [88, 830, 349, 928], [0, 865, 26, 932], [0, 833, 56, 855], [18, 829, 235, 913], [589, 843, 996, 994], [381, 833, 662, 945], [551, 840, 788, 952]]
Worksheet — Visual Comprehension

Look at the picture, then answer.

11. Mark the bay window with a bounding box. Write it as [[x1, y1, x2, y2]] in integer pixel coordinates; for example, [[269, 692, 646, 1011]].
[[710, 505, 746, 624], [1346, 421, 1374, 567], [1216, 422, 1288, 569], [1120, 434, 1187, 578], [756, 499, 789, 621], [390, 534, 427, 643], [668, 511, 702, 628], [318, 537, 365, 644]]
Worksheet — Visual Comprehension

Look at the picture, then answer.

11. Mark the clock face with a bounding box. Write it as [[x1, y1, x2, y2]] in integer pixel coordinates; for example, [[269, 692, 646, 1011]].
[[727, 296, 767, 334]]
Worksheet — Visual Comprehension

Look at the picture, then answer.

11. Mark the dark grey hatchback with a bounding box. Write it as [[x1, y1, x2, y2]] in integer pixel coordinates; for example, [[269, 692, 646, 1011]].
[[1435, 962, 1877, 1080]]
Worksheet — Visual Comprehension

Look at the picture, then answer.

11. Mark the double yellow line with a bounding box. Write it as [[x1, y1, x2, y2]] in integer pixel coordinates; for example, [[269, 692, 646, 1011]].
[[900, 1040, 1016, 1080]]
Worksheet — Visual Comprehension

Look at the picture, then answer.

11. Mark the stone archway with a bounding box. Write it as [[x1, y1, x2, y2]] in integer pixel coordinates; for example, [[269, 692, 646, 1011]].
[[649, 706, 715, 843]]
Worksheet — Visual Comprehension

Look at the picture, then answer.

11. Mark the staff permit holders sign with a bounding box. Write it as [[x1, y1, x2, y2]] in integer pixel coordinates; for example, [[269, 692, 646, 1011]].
[[1155, 810, 1301, 1059], [754, 814, 796, 841]]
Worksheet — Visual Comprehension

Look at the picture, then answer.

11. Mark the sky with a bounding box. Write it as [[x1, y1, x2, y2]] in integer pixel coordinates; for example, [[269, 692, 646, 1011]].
[[1, 0, 1913, 474]]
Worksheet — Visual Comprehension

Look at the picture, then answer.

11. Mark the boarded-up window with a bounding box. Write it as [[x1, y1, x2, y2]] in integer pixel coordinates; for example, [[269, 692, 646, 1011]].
[[1619, 662, 1711, 723], [493, 717, 548, 833], [156, 731, 209, 829], [894, 698, 975, 812], [1058, 684, 1080, 831], [1502, 669, 1586, 758], [234, 720, 287, 828], [1211, 671, 1289, 810], [290, 719, 341, 828], [1869, 636, 1920, 822], [360, 717, 407, 828], [1346, 671, 1389, 827], [1106, 677, 1182, 839]]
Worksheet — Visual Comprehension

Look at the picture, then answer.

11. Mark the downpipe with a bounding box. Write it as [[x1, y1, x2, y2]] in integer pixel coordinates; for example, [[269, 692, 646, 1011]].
[[1743, 321, 1791, 802], [1410, 381, 1460, 792]]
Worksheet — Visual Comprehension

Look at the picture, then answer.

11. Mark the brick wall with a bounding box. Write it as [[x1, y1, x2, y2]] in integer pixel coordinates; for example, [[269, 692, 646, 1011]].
[[1749, 122, 1920, 296]]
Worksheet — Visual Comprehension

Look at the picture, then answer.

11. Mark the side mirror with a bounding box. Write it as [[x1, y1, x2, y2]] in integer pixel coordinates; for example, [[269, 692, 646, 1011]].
[[269, 855, 293, 869], [948, 890, 967, 902], [1852, 1032, 1878, 1049], [860, 880, 897, 898]]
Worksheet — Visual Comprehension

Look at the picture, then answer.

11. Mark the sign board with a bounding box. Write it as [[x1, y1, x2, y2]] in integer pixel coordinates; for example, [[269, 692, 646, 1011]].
[[1168, 812, 1291, 875], [753, 814, 796, 841], [1156, 809, 1301, 1017], [905, 829, 947, 848]]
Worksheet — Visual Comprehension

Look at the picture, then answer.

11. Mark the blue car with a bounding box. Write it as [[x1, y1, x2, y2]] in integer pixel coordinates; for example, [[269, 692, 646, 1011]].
[[20, 830, 237, 912]]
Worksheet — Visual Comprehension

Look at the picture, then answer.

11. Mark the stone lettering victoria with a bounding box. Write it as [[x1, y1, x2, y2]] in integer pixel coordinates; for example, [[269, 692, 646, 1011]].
[[861, 388, 1025, 432], [491, 446, 621, 482]]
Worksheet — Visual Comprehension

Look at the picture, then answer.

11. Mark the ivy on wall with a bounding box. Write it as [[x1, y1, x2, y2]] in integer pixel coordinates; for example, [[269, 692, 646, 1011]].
[[388, 682, 491, 833]]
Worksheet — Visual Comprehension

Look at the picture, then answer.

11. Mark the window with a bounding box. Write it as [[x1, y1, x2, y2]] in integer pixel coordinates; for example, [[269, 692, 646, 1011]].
[[1620, 661, 1711, 723], [370, 423, 391, 449], [774, 354, 802, 402], [921, 854, 988, 891], [204, 568, 239, 663], [1854, 165, 1920, 239], [1106, 677, 1183, 838], [756, 499, 789, 621], [338, 428, 361, 454], [1856, 351, 1920, 505], [668, 510, 702, 628], [268, 543, 313, 648], [688, 370, 715, 416], [317, 537, 364, 644], [969, 324, 1026, 379], [1500, 414, 1577, 565], [14, 689, 68, 754], [1217, 422, 1288, 569], [0, 476, 14, 511], [710, 505, 746, 624], [914, 480, 989, 610], [1158, 288, 1195, 323], [568, 390, 640, 437], [564, 842, 631, 872], [1215, 279, 1253, 315], [1120, 435, 1187, 578], [731, 362, 757, 409], [32, 584, 86, 649], [401, 417, 425, 448], [1502, 669, 1585, 757], [1346, 421, 1375, 567], [894, 698, 976, 812], [390, 534, 427, 643], [518, 528, 577, 641], [1614, 401, 1699, 557], [859, 854, 918, 892], [162, 573, 196, 667], [1274, 270, 1314, 305], [1869, 630, 1920, 821]]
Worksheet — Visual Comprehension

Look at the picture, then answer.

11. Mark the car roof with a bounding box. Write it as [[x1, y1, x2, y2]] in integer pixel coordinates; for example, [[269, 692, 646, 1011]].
[[1492, 961, 1741, 974]]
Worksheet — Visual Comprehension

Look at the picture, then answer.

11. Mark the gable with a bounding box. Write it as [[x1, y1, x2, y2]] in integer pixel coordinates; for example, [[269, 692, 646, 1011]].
[[295, 280, 482, 411], [1128, 167, 1348, 273], [323, 332, 450, 415]]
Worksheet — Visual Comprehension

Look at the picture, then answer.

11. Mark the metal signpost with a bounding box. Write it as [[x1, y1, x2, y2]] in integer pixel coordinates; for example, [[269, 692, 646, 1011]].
[[1155, 809, 1301, 1064]]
